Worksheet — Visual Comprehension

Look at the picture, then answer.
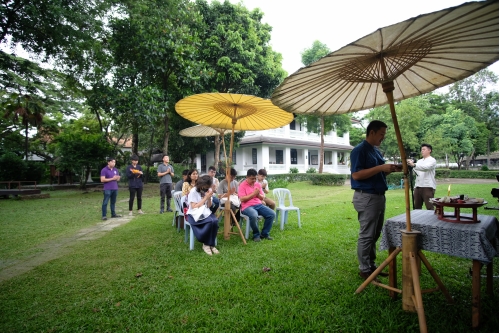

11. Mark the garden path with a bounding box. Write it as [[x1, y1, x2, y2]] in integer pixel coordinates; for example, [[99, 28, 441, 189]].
[[0, 205, 135, 283]]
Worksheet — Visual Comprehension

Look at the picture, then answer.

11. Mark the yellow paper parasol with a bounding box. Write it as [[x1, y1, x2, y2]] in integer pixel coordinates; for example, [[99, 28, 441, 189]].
[[271, 1, 498, 331], [175, 93, 293, 241], [179, 125, 240, 168]]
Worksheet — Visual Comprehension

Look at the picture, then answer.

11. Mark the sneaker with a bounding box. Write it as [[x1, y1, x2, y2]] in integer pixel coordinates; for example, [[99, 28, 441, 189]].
[[211, 247, 220, 254], [253, 237, 261, 242], [111, 214, 122, 218], [129, 211, 133, 216], [138, 210, 145, 214], [166, 208, 173, 212], [159, 210, 164, 214], [102, 217, 107, 221], [261, 235, 274, 240]]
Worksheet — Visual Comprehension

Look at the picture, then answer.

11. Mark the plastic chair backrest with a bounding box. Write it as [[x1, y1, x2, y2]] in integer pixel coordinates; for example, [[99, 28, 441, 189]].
[[173, 191, 184, 216], [273, 188, 293, 208]]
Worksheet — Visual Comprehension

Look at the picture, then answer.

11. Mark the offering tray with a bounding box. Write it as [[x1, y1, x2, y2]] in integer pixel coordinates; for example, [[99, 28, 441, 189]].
[[431, 198, 487, 223]]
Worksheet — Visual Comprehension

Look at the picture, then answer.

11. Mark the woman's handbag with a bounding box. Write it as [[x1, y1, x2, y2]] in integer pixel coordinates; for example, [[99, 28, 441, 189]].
[[221, 194, 240, 207], [187, 205, 213, 222]]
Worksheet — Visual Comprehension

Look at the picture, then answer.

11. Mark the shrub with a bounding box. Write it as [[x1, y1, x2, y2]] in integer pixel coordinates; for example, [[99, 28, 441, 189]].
[[0, 152, 27, 182], [481, 165, 490, 171], [289, 167, 299, 174], [267, 178, 289, 189], [309, 174, 346, 186], [25, 162, 48, 183], [306, 167, 317, 174]]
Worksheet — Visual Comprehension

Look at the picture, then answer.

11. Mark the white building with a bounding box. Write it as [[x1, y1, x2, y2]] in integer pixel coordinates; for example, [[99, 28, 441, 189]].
[[194, 120, 353, 175]]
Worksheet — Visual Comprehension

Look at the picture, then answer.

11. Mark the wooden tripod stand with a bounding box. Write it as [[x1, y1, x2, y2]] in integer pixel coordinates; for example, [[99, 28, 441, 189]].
[[355, 230, 454, 333], [217, 200, 247, 245]]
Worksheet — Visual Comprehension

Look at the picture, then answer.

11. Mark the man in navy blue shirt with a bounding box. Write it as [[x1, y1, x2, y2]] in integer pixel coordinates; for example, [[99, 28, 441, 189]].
[[351, 120, 402, 281]]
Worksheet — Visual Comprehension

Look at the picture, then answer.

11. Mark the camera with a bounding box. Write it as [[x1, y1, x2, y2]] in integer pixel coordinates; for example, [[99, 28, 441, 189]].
[[408, 152, 417, 164]]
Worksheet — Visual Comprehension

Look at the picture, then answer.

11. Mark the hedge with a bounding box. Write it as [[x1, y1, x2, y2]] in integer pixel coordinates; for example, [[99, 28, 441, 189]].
[[386, 169, 498, 186]]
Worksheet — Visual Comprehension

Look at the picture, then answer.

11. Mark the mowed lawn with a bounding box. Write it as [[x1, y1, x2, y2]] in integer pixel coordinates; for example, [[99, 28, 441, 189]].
[[0, 181, 498, 332]]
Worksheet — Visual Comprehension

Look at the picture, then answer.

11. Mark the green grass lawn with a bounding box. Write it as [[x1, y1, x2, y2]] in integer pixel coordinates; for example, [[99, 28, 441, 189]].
[[0, 181, 498, 332]]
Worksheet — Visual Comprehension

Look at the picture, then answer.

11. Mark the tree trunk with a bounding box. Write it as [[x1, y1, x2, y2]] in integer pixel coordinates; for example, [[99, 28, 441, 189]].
[[24, 123, 29, 160], [319, 117, 324, 173], [214, 134, 221, 170], [144, 127, 155, 184], [132, 122, 139, 155], [80, 166, 90, 189], [163, 114, 169, 154], [486, 140, 491, 168]]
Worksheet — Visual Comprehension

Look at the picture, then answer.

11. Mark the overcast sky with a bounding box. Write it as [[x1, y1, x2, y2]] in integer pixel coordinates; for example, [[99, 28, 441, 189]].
[[226, 0, 499, 78]]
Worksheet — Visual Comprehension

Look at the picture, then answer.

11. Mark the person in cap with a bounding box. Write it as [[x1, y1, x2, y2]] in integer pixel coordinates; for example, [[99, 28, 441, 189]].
[[126, 154, 145, 216]]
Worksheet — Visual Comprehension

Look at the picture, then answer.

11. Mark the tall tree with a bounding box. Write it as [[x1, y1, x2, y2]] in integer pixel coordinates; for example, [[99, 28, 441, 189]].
[[447, 69, 499, 166], [3, 94, 44, 160], [189, 0, 287, 167], [107, 0, 203, 155], [300, 40, 353, 173], [367, 95, 428, 161], [54, 114, 114, 189]]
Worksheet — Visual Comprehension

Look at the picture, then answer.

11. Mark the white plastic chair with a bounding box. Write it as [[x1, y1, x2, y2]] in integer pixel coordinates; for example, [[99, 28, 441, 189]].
[[172, 191, 184, 232], [184, 211, 217, 251], [273, 188, 301, 230]]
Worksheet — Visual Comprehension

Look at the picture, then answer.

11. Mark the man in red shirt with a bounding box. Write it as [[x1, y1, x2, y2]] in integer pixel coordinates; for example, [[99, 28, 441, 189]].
[[238, 169, 275, 242]]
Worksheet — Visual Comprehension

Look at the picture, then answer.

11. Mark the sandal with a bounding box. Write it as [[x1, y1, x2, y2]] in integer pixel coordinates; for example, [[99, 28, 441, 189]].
[[211, 247, 220, 254], [202, 244, 212, 256]]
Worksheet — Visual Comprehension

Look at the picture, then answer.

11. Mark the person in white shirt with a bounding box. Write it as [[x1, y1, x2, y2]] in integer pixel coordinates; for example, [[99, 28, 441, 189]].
[[407, 144, 436, 210]]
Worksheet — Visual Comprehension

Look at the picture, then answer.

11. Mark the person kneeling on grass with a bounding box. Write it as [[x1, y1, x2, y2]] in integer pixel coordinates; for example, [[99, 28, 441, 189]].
[[186, 175, 220, 256]]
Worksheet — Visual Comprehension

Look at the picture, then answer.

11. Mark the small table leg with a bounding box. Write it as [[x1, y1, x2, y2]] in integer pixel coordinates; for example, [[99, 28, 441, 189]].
[[472, 260, 482, 329]]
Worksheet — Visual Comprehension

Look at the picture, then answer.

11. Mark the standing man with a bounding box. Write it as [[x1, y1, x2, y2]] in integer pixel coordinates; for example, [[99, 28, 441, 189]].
[[100, 157, 121, 221], [407, 143, 436, 210], [238, 168, 275, 242], [157, 155, 174, 213], [350, 120, 402, 281]]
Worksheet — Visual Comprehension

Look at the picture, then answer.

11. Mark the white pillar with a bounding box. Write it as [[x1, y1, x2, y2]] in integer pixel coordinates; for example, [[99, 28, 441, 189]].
[[343, 131, 350, 145], [260, 145, 269, 170], [285, 147, 291, 173], [195, 154, 201, 171]]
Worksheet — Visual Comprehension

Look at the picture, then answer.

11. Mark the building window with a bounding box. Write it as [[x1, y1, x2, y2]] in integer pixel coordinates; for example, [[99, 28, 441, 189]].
[[311, 155, 318, 165], [252, 148, 257, 164], [291, 149, 297, 164], [201, 154, 206, 173], [289, 120, 296, 130], [276, 150, 283, 164]]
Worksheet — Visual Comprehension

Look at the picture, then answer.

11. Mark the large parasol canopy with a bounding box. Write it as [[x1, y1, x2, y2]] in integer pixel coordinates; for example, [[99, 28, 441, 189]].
[[179, 125, 240, 167], [271, 1, 498, 331], [175, 93, 293, 240], [272, 0, 498, 232]]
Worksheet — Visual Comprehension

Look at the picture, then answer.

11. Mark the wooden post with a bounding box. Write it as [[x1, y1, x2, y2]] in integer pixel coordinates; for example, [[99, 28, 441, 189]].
[[401, 230, 421, 312]]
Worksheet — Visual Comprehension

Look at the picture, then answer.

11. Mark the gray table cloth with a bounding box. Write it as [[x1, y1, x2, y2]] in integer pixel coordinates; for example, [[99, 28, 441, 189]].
[[380, 210, 499, 263]]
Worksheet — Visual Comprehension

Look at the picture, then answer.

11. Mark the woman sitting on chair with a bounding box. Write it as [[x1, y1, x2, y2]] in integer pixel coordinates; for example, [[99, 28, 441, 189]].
[[186, 175, 220, 256], [181, 169, 199, 208]]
